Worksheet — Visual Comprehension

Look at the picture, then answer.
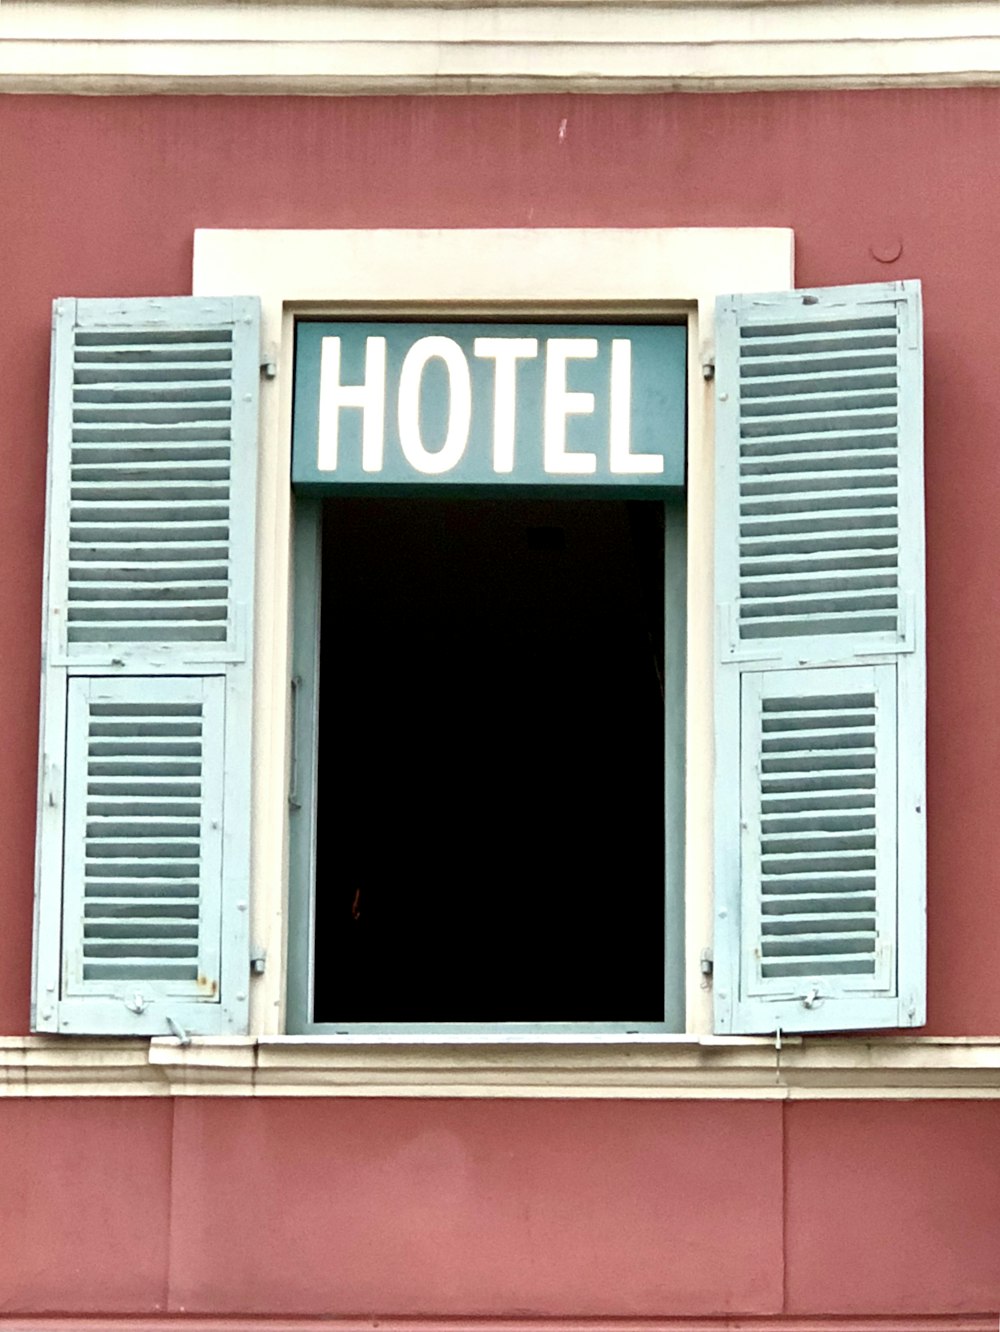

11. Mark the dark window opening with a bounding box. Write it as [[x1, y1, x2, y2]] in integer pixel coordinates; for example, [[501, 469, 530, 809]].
[[312, 497, 666, 1024]]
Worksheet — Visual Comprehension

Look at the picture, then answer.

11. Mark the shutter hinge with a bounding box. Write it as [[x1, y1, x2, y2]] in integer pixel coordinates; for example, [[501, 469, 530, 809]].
[[701, 356, 715, 381], [250, 948, 267, 977], [260, 340, 278, 379], [700, 947, 714, 978]]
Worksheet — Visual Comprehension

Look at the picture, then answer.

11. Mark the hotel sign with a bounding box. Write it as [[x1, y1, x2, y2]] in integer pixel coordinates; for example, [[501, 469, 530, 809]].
[[292, 321, 686, 492]]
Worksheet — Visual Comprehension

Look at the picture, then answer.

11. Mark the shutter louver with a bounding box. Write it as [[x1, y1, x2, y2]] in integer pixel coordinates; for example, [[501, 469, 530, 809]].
[[714, 282, 925, 1035], [68, 326, 235, 649], [34, 297, 259, 1036], [741, 665, 897, 1003], [64, 677, 223, 996], [736, 311, 902, 647]]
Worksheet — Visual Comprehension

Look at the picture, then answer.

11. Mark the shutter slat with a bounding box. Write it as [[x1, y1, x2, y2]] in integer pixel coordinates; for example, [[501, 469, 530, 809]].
[[740, 428, 897, 457]]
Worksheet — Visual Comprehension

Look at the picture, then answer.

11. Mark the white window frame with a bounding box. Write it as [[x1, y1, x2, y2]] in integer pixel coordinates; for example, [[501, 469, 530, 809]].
[[192, 226, 795, 1039]]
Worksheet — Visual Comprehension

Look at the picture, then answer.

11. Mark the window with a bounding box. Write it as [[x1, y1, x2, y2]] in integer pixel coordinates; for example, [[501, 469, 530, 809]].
[[285, 317, 687, 1034], [31, 229, 926, 1043]]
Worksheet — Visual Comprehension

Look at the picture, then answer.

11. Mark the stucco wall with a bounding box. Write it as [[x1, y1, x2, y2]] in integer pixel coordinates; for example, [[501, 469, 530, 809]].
[[2, 90, 1000, 1322], [2, 1098, 1000, 1317]]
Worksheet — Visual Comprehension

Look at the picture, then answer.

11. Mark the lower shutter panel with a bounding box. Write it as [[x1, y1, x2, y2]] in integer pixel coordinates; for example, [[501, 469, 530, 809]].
[[739, 665, 898, 1029], [62, 677, 224, 1008]]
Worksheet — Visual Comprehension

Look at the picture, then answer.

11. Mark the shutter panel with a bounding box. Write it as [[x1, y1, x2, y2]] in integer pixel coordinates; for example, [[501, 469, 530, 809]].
[[713, 281, 925, 1034], [33, 296, 260, 1036]]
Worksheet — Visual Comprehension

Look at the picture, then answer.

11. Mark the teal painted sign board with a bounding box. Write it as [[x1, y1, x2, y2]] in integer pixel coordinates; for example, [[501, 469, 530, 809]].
[[292, 322, 686, 494]]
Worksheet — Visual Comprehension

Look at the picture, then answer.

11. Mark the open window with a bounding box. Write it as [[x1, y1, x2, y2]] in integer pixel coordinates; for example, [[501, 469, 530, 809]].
[[31, 238, 926, 1041], [285, 318, 688, 1034]]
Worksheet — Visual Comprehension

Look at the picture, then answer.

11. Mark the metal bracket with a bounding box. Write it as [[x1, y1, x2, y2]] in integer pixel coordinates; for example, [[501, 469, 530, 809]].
[[774, 1023, 783, 1085], [166, 1016, 191, 1047], [260, 340, 278, 379], [250, 949, 267, 977], [288, 674, 302, 811], [700, 947, 714, 978]]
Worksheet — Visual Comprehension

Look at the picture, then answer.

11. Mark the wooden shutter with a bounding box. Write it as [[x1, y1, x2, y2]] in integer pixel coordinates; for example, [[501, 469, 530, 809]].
[[33, 296, 260, 1036], [713, 281, 925, 1034]]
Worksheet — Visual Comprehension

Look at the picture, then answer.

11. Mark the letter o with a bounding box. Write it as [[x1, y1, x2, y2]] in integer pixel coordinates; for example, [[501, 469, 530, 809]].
[[398, 337, 472, 475]]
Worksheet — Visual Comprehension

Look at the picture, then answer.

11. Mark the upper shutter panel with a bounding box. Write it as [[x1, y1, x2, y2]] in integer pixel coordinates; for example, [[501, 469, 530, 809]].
[[47, 298, 258, 668], [34, 296, 260, 1036], [718, 282, 921, 665], [713, 282, 925, 1036]]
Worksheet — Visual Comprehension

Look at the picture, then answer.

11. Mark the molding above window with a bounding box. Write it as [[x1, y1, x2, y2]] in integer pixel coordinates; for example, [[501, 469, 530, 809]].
[[5, 0, 1000, 94], [3, 1035, 1000, 1098]]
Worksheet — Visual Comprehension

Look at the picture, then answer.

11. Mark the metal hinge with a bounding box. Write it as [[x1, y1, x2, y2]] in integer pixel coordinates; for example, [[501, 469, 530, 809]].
[[251, 949, 267, 977], [700, 947, 714, 978]]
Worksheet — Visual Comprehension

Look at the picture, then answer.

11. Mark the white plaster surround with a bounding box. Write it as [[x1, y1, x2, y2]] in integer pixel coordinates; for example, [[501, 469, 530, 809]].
[[190, 225, 795, 1047], [5, 0, 1000, 94]]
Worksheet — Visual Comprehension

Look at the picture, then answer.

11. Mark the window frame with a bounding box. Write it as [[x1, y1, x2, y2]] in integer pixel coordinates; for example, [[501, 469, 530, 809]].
[[191, 226, 796, 1039]]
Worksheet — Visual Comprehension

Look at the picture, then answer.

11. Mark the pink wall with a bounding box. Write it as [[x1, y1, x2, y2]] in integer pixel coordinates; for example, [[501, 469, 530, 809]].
[[1, 1098, 999, 1318], [2, 88, 1000, 1324]]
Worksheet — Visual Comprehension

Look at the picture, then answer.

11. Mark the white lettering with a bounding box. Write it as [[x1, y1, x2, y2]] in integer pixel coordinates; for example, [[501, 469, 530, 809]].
[[317, 336, 387, 473], [609, 339, 664, 475], [398, 337, 472, 475], [543, 338, 598, 475], [473, 337, 539, 474]]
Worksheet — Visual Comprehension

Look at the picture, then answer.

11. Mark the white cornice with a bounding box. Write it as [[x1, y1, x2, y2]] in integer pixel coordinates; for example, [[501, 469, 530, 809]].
[[4, 1035, 1000, 1097], [6, 1, 1000, 94]]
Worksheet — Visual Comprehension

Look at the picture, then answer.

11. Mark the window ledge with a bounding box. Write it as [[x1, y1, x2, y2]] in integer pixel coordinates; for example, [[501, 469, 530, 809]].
[[3, 1035, 1000, 1098]]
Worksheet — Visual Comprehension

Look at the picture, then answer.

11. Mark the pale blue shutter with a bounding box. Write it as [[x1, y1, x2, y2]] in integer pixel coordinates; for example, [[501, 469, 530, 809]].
[[713, 281, 925, 1034], [33, 296, 260, 1035]]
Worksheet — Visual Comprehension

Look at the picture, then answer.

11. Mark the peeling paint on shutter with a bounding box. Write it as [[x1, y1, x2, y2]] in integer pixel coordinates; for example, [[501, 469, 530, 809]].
[[33, 296, 259, 1036], [714, 282, 925, 1035]]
